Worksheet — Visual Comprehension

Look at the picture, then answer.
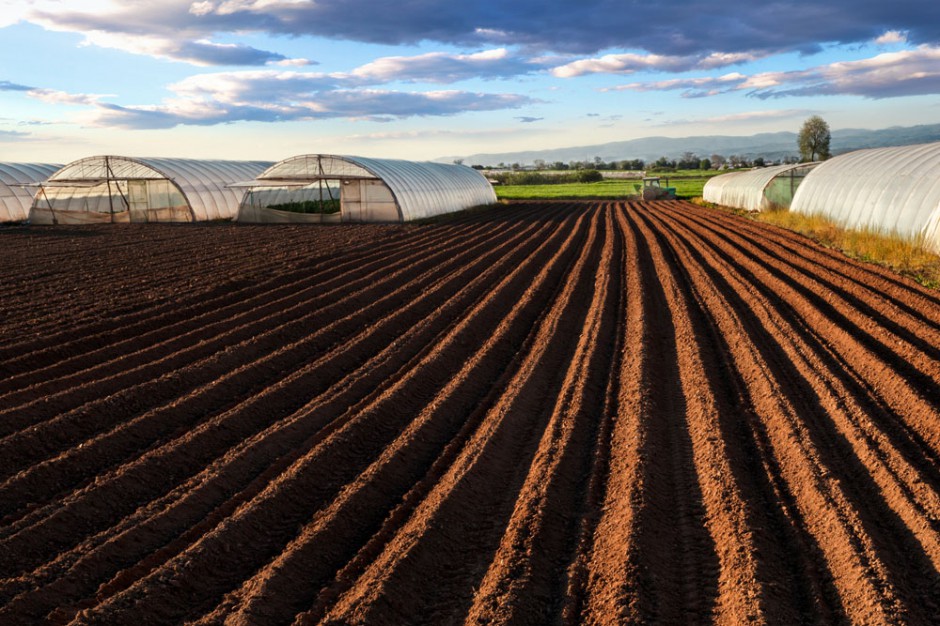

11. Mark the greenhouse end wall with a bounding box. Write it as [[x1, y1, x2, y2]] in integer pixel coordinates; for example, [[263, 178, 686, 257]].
[[702, 163, 818, 212]]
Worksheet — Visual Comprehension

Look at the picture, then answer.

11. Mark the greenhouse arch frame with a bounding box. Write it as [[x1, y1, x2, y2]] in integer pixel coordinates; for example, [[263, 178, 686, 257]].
[[30, 156, 273, 224], [790, 142, 940, 253], [0, 162, 61, 223], [237, 154, 497, 223]]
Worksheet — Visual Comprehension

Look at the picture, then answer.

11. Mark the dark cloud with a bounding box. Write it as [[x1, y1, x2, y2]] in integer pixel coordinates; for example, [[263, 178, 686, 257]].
[[25, 1, 940, 63], [194, 0, 940, 55], [0, 80, 33, 91], [515, 116, 543, 123], [174, 41, 286, 66]]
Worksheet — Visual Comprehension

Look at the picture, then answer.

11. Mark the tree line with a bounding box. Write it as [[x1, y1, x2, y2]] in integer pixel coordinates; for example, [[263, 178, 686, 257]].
[[471, 152, 802, 174], [469, 116, 832, 173]]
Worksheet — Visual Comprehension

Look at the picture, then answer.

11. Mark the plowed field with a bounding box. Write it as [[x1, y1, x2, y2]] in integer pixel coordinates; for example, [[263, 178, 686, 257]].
[[2, 200, 940, 625]]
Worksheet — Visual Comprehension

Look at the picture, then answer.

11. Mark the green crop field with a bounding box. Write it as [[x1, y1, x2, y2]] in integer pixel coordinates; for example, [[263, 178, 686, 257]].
[[495, 180, 641, 199], [493, 170, 724, 200]]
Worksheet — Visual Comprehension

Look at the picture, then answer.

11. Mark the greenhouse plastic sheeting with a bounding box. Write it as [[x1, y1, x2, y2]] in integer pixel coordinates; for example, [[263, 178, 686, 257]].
[[0, 162, 60, 222], [250, 154, 497, 222], [32, 156, 272, 223], [702, 163, 818, 212], [790, 142, 940, 253]]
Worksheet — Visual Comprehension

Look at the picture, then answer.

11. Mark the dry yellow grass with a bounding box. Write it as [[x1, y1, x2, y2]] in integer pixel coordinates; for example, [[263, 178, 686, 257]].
[[692, 198, 940, 290], [755, 207, 940, 289]]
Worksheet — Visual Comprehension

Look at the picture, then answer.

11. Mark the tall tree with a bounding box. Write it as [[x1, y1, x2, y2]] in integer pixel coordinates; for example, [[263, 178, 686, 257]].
[[798, 115, 831, 162]]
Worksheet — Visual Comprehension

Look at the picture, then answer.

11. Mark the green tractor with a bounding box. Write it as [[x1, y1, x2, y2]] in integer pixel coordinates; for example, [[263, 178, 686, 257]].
[[638, 176, 677, 200]]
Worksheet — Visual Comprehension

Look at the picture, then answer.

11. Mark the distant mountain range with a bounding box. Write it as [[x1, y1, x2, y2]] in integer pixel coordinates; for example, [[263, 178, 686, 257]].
[[439, 123, 940, 167]]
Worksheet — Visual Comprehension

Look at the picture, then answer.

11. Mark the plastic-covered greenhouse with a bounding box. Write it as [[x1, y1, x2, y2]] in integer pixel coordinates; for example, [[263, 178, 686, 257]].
[[790, 142, 940, 253], [237, 154, 497, 223], [0, 162, 61, 223], [30, 156, 272, 224], [702, 162, 819, 212]]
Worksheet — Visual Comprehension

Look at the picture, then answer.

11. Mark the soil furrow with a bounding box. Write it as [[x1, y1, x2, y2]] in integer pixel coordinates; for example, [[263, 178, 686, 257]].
[[311, 206, 604, 625], [0, 218, 510, 489], [0, 212, 540, 555], [0, 207, 569, 623], [0, 219, 491, 442], [644, 202, 920, 623], [0, 222, 456, 389], [1, 200, 938, 624], [463, 204, 621, 625], [625, 203, 770, 624], [50, 206, 594, 624], [653, 202, 940, 621], [677, 204, 940, 347]]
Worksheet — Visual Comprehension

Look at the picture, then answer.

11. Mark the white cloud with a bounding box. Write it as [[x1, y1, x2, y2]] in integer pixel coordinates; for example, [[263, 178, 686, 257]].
[[552, 52, 760, 78], [72, 69, 535, 128], [605, 72, 747, 96], [11, 0, 288, 65], [347, 48, 542, 83], [27, 88, 109, 105], [269, 58, 315, 67], [875, 30, 907, 45], [608, 46, 940, 100], [750, 46, 940, 98]]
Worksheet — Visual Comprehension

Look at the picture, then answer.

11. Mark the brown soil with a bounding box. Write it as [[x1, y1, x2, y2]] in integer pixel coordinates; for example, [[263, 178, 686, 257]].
[[1, 201, 939, 625]]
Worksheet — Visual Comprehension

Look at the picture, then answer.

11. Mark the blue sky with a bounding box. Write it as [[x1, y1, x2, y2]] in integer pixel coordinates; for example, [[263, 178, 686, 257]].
[[1, 0, 938, 163]]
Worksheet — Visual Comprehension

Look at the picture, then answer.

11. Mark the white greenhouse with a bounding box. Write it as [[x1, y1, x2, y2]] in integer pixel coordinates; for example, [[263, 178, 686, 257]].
[[0, 162, 61, 223], [236, 154, 497, 223], [790, 142, 940, 253], [30, 156, 273, 224], [702, 162, 819, 212]]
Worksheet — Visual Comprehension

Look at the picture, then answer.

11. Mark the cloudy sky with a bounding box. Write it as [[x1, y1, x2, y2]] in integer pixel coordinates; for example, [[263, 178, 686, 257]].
[[1, 0, 938, 163]]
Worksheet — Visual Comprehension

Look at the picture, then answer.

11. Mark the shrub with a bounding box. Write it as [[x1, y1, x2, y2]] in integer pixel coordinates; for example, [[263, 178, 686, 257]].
[[577, 169, 603, 183]]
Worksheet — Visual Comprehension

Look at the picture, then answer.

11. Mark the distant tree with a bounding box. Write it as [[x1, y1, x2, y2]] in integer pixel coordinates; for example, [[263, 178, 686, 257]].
[[699, 158, 711, 170], [534, 159, 547, 170], [577, 169, 603, 183], [618, 159, 642, 170], [453, 158, 464, 165], [653, 156, 675, 169], [753, 157, 766, 167], [798, 115, 831, 162], [552, 161, 568, 170], [677, 151, 700, 169], [710, 154, 727, 169]]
